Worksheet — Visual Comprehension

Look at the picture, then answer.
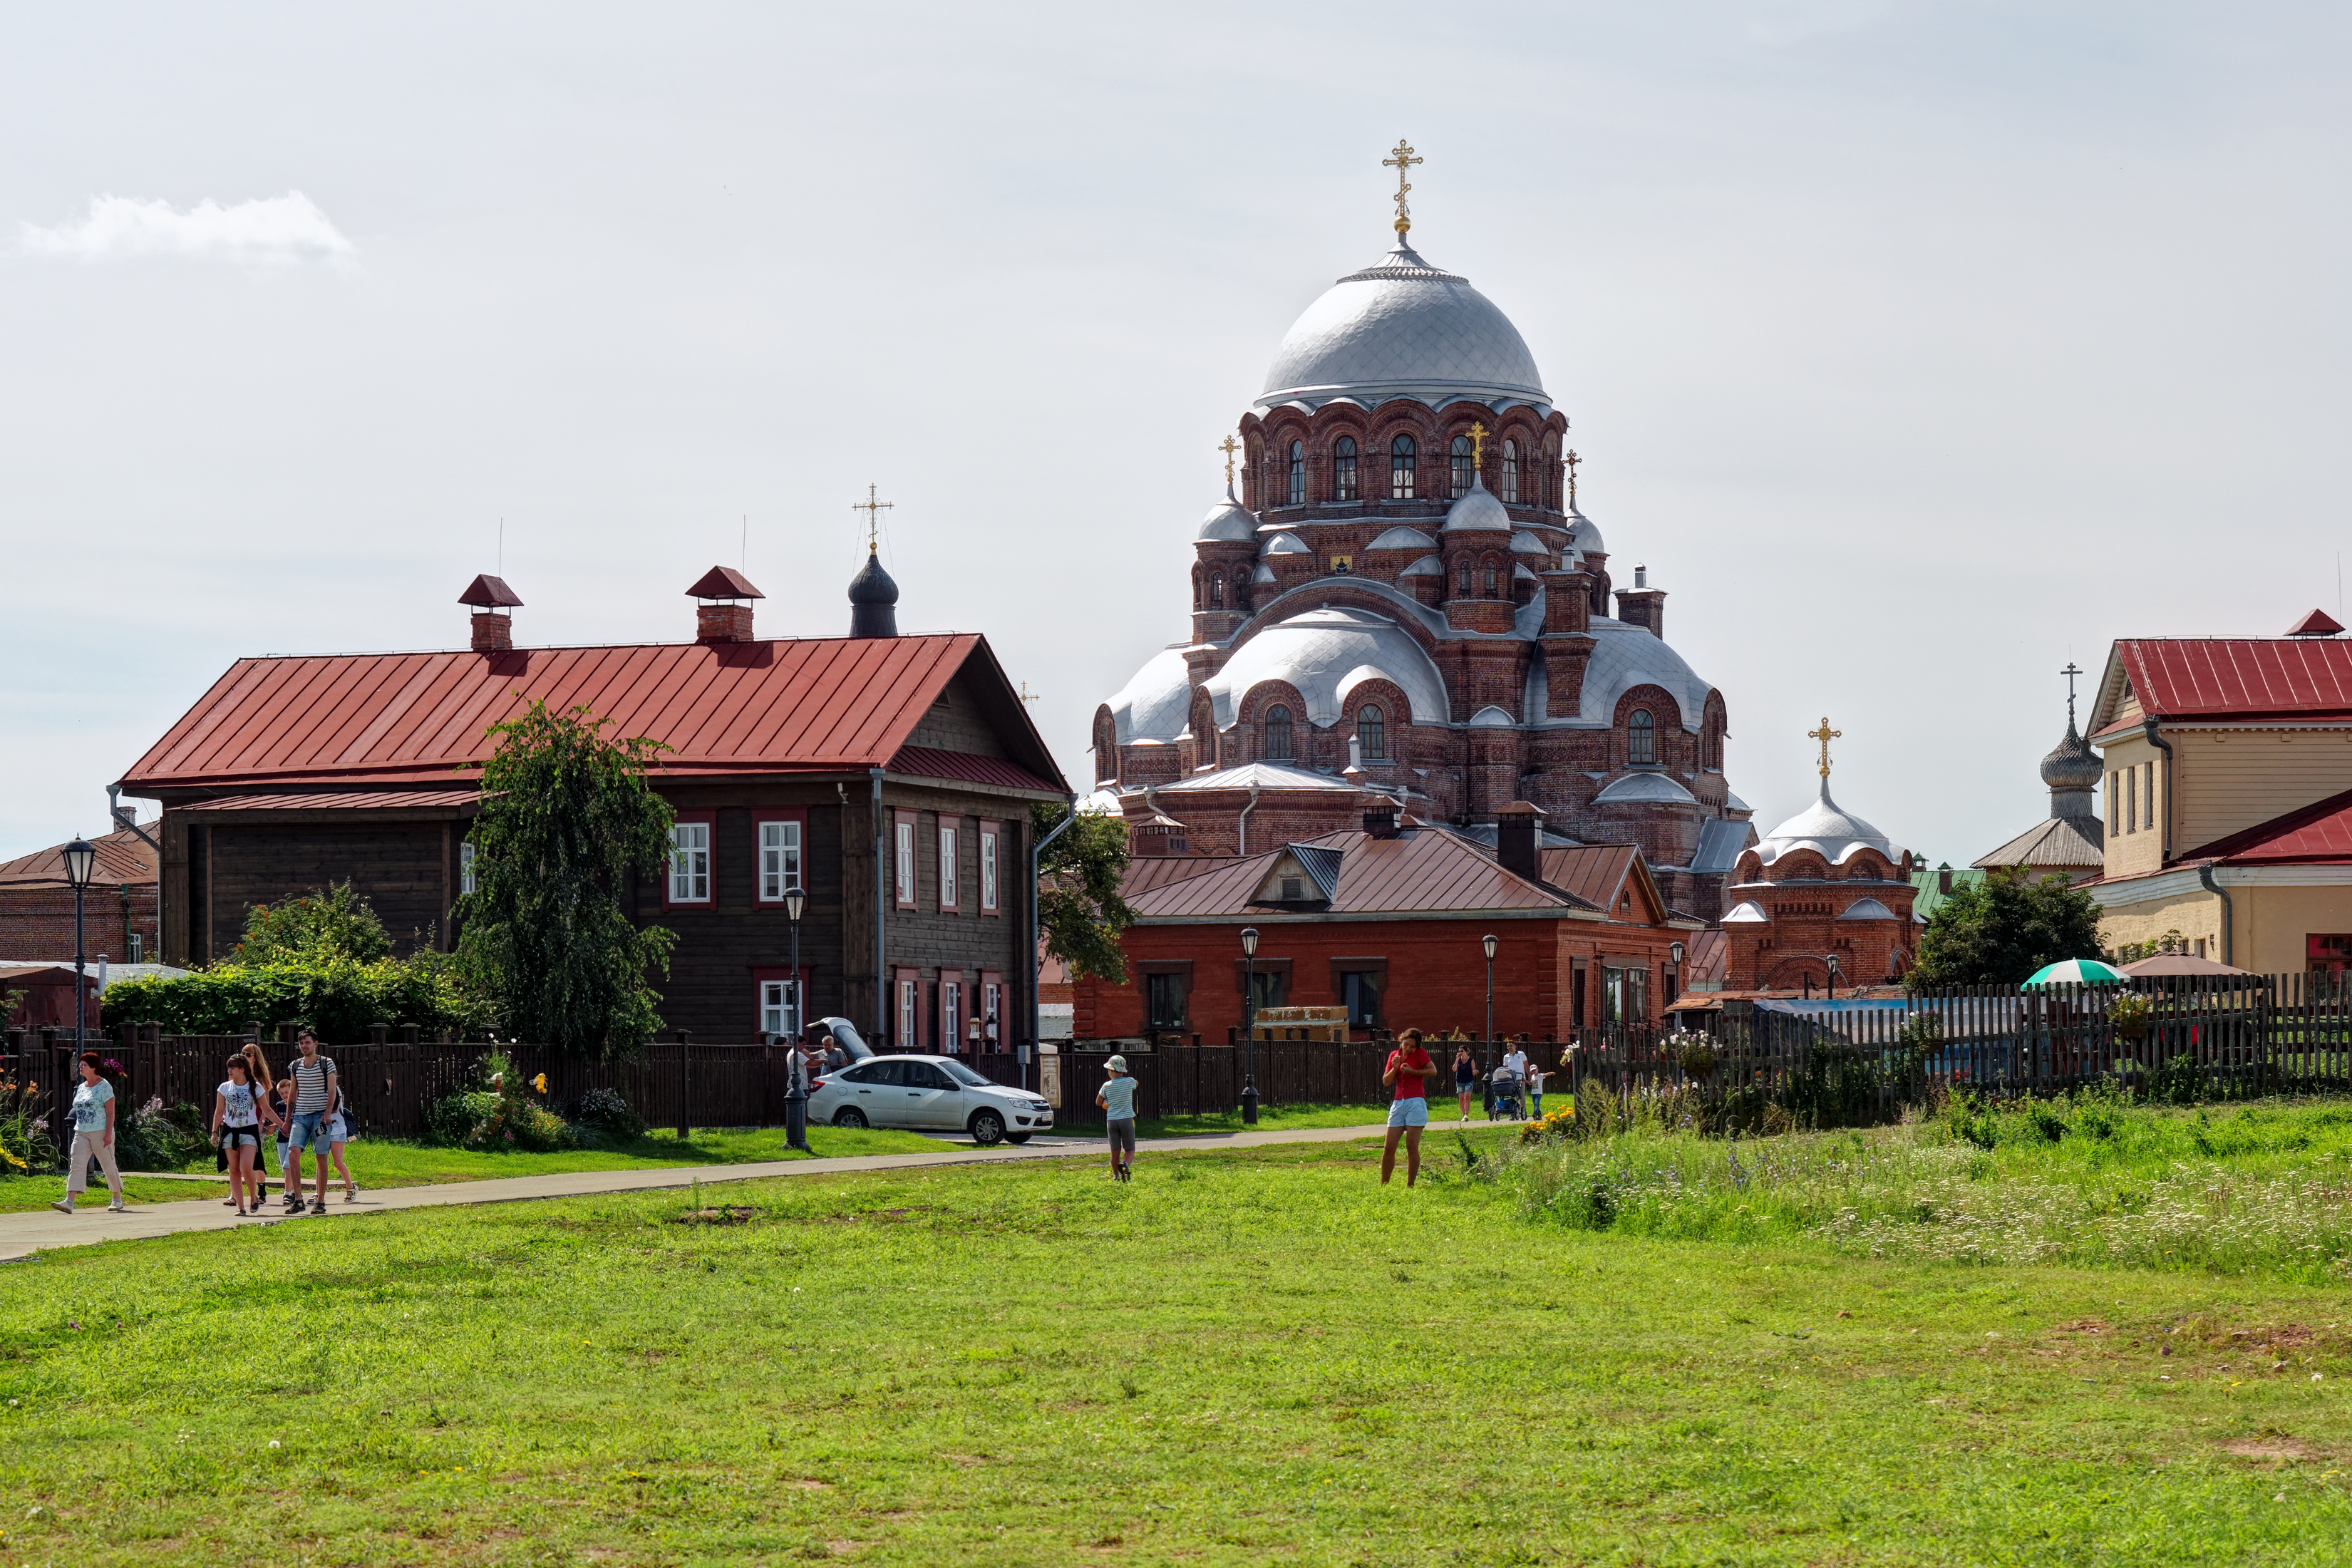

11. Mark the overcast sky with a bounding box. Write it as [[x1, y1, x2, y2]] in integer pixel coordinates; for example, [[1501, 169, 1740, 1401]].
[[4, 1, 2348, 870]]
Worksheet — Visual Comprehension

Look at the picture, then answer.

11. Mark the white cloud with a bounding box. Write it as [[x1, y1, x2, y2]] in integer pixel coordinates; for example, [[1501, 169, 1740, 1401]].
[[17, 192, 353, 266]]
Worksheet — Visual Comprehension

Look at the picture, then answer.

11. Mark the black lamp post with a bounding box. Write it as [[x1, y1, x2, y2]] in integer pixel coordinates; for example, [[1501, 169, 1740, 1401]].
[[1668, 939, 1686, 1009], [784, 884, 806, 1041], [1239, 926, 1260, 1125], [1826, 950, 1840, 1002], [1482, 932, 1498, 1112], [62, 837, 96, 1047]]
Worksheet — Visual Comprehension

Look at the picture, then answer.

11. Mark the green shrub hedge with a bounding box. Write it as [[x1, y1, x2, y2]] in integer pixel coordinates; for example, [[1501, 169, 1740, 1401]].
[[102, 954, 479, 1042]]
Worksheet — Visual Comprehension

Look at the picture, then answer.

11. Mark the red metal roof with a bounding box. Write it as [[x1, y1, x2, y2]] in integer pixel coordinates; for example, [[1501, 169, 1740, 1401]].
[[0, 825, 156, 888], [886, 746, 1061, 794], [180, 791, 481, 812], [1539, 845, 1637, 912], [118, 634, 1067, 793], [2182, 786, 2352, 865], [1128, 829, 1594, 919], [2113, 639, 2352, 726]]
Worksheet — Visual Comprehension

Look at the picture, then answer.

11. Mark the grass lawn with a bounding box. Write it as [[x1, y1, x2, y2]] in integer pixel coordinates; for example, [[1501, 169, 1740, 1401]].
[[1131, 1100, 1393, 1138], [0, 1176, 225, 1213], [1, 1101, 2350, 1563], [168, 1124, 944, 1190]]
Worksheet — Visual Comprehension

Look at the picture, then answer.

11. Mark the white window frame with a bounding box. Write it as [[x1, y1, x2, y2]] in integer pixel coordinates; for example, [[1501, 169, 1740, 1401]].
[[979, 828, 999, 911], [898, 977, 917, 1050], [670, 822, 711, 903], [758, 819, 803, 902], [983, 981, 1001, 1044], [760, 978, 800, 1040], [459, 840, 478, 896], [894, 820, 916, 904], [943, 979, 961, 1053], [939, 825, 959, 910]]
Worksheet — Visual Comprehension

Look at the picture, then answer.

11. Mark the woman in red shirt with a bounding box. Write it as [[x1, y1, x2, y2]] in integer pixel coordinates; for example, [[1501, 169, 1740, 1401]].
[[1381, 1028, 1440, 1187]]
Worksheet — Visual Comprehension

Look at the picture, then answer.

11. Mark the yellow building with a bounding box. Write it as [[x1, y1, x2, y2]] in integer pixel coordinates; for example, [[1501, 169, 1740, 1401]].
[[2084, 611, 2352, 973]]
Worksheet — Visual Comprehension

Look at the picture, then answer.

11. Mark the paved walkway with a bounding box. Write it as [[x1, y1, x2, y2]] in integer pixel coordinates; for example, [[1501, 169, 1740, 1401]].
[[0, 1121, 1401, 1262]]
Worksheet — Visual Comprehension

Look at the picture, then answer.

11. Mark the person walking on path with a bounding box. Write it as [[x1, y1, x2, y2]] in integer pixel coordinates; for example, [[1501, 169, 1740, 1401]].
[[210, 1056, 279, 1217], [271, 1074, 301, 1212], [319, 1095, 359, 1204], [1452, 1042, 1475, 1123], [52, 1053, 125, 1214], [239, 1043, 277, 1202], [1499, 1039, 1530, 1120], [783, 1036, 815, 1153], [284, 1031, 341, 1215], [1095, 1055, 1138, 1182], [1381, 1029, 1440, 1187]]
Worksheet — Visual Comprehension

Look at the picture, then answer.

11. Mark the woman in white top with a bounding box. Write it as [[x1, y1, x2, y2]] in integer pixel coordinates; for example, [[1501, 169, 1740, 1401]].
[[51, 1053, 125, 1215], [210, 1056, 279, 1217]]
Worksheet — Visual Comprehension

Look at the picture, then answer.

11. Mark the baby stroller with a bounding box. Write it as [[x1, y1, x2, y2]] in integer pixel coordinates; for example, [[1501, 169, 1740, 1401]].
[[1487, 1068, 1525, 1122]]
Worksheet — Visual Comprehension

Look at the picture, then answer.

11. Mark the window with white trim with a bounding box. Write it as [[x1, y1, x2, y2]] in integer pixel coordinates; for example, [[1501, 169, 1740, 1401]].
[[939, 824, 959, 909], [898, 977, 917, 1049], [669, 822, 711, 903], [979, 827, 999, 911], [459, 841, 477, 896], [943, 979, 961, 1052], [760, 978, 800, 1039], [895, 819, 916, 904], [758, 819, 802, 902], [983, 980, 1001, 1043]]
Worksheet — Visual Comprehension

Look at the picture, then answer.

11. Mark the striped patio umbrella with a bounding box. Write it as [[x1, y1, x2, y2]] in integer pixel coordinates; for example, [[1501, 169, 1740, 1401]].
[[2021, 957, 2130, 989]]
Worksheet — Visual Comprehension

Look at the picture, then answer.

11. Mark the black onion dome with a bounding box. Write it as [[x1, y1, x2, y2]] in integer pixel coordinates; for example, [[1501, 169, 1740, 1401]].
[[2040, 721, 2101, 791], [848, 548, 899, 638]]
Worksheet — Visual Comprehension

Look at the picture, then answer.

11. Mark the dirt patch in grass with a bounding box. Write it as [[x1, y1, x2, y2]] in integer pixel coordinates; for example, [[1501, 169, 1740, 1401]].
[[2222, 1435, 2327, 1462], [673, 1206, 755, 1225]]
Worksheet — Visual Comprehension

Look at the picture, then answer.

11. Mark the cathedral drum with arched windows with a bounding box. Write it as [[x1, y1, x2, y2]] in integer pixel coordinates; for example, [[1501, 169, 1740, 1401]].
[[1088, 175, 1751, 917]]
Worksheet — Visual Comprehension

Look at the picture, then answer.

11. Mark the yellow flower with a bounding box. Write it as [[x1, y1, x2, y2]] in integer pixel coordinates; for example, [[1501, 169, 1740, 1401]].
[[533, 1073, 547, 1095]]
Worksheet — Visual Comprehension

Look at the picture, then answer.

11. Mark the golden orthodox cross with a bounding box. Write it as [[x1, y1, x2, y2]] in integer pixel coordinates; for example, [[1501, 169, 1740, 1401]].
[[1469, 421, 1487, 468], [1383, 139, 1422, 234], [1809, 717, 1841, 778], [1564, 448, 1581, 508], [852, 484, 893, 552], [1018, 682, 1042, 708], [1218, 434, 1239, 488], [2060, 661, 2084, 728]]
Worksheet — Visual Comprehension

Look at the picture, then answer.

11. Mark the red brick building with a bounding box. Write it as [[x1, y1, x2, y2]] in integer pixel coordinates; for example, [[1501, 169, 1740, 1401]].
[[1074, 802, 1702, 1043], [1090, 204, 1752, 919], [0, 825, 159, 966], [1721, 755, 1920, 992], [113, 561, 1070, 1047]]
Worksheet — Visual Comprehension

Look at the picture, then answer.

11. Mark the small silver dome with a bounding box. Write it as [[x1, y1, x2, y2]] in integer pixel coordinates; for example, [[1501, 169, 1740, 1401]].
[[1366, 525, 1439, 551], [1197, 496, 1257, 543], [1509, 529, 1551, 556], [1442, 474, 1511, 532], [1755, 783, 1907, 868], [1262, 531, 1311, 556], [1257, 239, 1547, 411], [1566, 504, 1606, 557], [2040, 721, 2101, 792]]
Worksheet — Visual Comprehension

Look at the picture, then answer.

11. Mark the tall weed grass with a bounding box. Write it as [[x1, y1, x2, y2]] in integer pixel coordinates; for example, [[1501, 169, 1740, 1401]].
[[1492, 1090, 2352, 1283]]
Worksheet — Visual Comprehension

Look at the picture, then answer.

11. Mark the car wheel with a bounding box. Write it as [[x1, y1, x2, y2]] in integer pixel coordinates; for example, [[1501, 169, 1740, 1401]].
[[831, 1107, 868, 1130], [969, 1108, 1006, 1147], [1004, 1133, 1032, 1145]]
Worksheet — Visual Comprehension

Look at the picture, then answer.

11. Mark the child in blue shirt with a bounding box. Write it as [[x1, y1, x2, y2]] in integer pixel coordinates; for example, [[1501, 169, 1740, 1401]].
[[1095, 1055, 1138, 1183]]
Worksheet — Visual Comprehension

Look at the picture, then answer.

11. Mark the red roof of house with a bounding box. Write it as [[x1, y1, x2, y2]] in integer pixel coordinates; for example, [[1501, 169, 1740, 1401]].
[[0, 825, 157, 888], [2105, 638, 2352, 732], [1128, 828, 1603, 919], [2182, 786, 2352, 865], [118, 635, 1066, 795]]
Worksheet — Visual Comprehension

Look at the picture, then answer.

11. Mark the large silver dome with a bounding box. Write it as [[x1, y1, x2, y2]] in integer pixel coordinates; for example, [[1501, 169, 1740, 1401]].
[[1257, 239, 1547, 411], [1204, 607, 1449, 730]]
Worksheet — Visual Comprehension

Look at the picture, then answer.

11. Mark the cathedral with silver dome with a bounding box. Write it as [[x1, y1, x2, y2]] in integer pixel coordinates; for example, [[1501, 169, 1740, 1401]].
[[1090, 148, 1752, 918]]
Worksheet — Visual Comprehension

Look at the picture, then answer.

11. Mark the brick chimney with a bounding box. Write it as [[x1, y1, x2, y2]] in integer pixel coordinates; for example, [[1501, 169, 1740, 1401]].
[[685, 566, 765, 643], [1361, 795, 1400, 839], [1614, 564, 1666, 640], [458, 574, 522, 652], [1495, 800, 1546, 882]]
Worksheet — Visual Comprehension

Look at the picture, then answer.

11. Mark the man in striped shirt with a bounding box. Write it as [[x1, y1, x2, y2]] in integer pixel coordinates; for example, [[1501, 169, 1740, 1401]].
[[285, 1030, 341, 1215]]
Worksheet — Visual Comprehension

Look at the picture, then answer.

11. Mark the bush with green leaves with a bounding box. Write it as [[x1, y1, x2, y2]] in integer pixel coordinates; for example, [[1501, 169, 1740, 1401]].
[[100, 952, 479, 1042], [565, 1086, 646, 1145], [424, 1089, 502, 1147], [230, 881, 396, 964], [115, 1096, 212, 1172]]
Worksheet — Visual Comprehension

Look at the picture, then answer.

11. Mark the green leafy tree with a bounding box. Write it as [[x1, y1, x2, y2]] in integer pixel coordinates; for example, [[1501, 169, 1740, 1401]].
[[455, 701, 679, 1057], [1907, 865, 2106, 989], [1032, 802, 1134, 984], [230, 881, 395, 963]]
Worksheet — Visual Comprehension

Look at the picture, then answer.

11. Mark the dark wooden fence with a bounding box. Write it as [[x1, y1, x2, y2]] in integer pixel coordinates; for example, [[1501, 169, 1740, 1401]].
[[1050, 1033, 1537, 1128]]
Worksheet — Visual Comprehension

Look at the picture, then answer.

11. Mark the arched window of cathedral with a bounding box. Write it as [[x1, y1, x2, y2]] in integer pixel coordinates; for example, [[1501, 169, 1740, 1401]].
[[1233, 570, 1250, 608], [1264, 704, 1295, 761], [1209, 574, 1225, 609], [1459, 563, 1475, 596], [1450, 435, 1472, 497], [1288, 440, 1304, 506], [1542, 435, 1559, 509], [1358, 704, 1386, 760], [1333, 438, 1358, 502], [1502, 440, 1520, 504], [1483, 564, 1499, 597], [1390, 435, 1416, 500], [1628, 708, 1656, 765]]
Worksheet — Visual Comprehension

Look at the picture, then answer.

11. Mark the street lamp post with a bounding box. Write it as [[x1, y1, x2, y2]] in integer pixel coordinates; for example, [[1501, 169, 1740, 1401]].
[[1826, 950, 1841, 1002], [1668, 939, 1686, 1009], [1239, 926, 1260, 1126], [62, 837, 96, 1049], [1482, 933, 1498, 1111], [784, 884, 806, 1041]]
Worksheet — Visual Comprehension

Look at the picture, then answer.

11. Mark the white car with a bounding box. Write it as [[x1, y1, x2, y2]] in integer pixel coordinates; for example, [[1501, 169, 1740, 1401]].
[[809, 1054, 1053, 1146]]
